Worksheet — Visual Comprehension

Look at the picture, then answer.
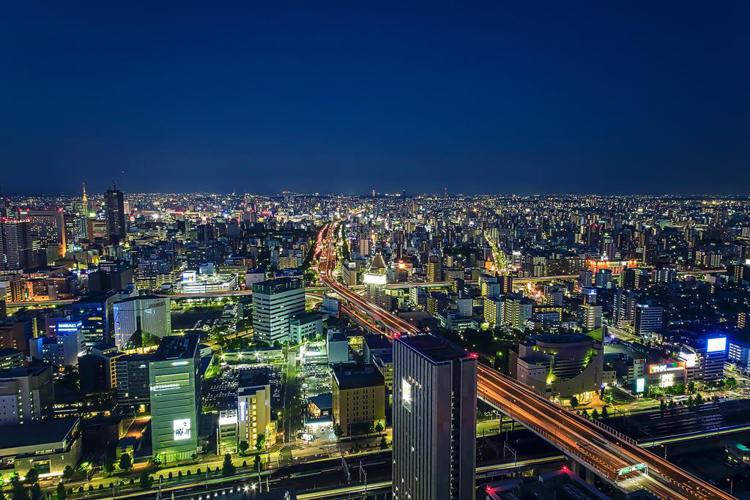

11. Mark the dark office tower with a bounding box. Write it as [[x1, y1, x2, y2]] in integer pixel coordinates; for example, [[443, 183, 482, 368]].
[[104, 184, 126, 244], [0, 219, 34, 271], [393, 334, 477, 500]]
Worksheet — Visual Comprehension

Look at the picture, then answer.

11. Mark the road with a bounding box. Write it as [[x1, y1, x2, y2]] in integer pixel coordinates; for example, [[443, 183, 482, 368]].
[[313, 219, 735, 500]]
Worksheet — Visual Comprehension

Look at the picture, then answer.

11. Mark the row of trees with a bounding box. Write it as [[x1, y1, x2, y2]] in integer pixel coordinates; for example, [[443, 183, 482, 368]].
[[660, 393, 705, 412]]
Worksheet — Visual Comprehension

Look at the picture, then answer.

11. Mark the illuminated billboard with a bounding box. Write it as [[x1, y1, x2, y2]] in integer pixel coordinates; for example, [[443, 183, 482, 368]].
[[635, 378, 645, 394], [659, 373, 675, 388], [648, 362, 683, 374], [173, 418, 192, 441], [707, 337, 727, 353], [401, 378, 412, 412], [363, 273, 387, 285]]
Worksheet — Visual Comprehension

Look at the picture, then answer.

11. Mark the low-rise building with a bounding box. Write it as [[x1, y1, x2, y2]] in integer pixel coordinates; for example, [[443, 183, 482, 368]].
[[0, 418, 81, 481], [331, 365, 385, 437], [289, 312, 324, 343], [510, 334, 603, 399]]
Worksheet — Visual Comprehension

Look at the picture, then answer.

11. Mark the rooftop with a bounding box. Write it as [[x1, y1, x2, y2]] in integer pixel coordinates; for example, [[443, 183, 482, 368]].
[[252, 277, 303, 295], [0, 418, 78, 449], [290, 311, 324, 323], [332, 365, 384, 390], [398, 334, 472, 363], [364, 334, 392, 350], [153, 332, 200, 361], [0, 365, 50, 378]]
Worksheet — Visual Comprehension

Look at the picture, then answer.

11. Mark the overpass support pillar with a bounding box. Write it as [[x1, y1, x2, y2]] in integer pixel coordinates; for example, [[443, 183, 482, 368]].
[[568, 459, 595, 485], [585, 468, 595, 485]]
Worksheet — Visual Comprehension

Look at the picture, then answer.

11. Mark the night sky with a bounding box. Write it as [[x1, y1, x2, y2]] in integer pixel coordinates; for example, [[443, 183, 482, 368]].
[[3, 1, 749, 195]]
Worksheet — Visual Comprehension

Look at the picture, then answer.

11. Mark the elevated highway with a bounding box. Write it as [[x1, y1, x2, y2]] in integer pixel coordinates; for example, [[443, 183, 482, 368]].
[[313, 220, 734, 499]]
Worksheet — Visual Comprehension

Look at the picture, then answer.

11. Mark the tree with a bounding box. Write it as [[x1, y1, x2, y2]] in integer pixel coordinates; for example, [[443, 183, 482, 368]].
[[255, 434, 266, 452], [62, 466, 74, 482], [591, 409, 600, 420], [333, 424, 343, 438], [659, 399, 667, 413], [103, 454, 115, 474], [29, 484, 41, 500], [56, 483, 66, 500], [238, 440, 249, 456], [222, 454, 236, 477], [569, 396, 578, 408], [253, 454, 262, 472], [601, 406, 608, 419], [12, 480, 29, 500], [581, 409, 589, 419], [687, 395, 694, 407], [119, 453, 132, 472], [24, 469, 38, 485], [379, 436, 388, 450], [139, 472, 153, 489], [694, 393, 704, 406], [375, 421, 385, 433]]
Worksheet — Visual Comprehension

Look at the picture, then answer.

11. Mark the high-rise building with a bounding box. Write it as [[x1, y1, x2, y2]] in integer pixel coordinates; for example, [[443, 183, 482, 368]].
[[113, 295, 171, 349], [149, 333, 201, 463], [498, 274, 513, 295], [237, 382, 275, 451], [252, 278, 305, 344], [426, 255, 442, 283], [393, 335, 477, 500], [0, 366, 54, 425], [634, 304, 663, 339], [104, 184, 126, 244], [30, 318, 84, 368], [0, 219, 34, 271], [115, 354, 151, 408], [581, 303, 602, 332], [483, 297, 504, 326], [22, 208, 66, 258], [503, 295, 533, 331], [0, 321, 31, 354], [679, 336, 727, 382]]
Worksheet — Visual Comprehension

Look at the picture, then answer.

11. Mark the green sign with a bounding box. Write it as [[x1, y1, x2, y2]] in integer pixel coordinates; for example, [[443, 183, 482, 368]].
[[618, 463, 647, 476]]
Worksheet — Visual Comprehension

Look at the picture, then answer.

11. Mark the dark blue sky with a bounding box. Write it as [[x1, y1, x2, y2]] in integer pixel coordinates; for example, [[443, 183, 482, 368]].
[[2, 1, 749, 195]]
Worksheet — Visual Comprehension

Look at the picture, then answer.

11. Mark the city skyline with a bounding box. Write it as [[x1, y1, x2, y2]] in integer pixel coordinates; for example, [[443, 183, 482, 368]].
[[3, 3, 750, 498], [4, 1, 750, 195]]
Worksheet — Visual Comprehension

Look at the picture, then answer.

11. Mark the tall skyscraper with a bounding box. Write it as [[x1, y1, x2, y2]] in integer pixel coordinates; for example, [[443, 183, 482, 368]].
[[393, 334, 477, 500], [149, 333, 201, 463], [104, 184, 126, 244], [0, 219, 34, 271], [252, 277, 305, 344]]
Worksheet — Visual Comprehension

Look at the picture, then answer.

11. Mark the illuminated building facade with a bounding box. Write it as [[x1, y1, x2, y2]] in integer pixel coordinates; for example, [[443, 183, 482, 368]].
[[332, 365, 385, 437], [510, 334, 603, 399], [678, 335, 727, 382], [0, 219, 34, 271], [393, 334, 476, 500], [237, 384, 275, 450], [149, 333, 200, 463], [113, 295, 171, 349], [252, 277, 304, 344]]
